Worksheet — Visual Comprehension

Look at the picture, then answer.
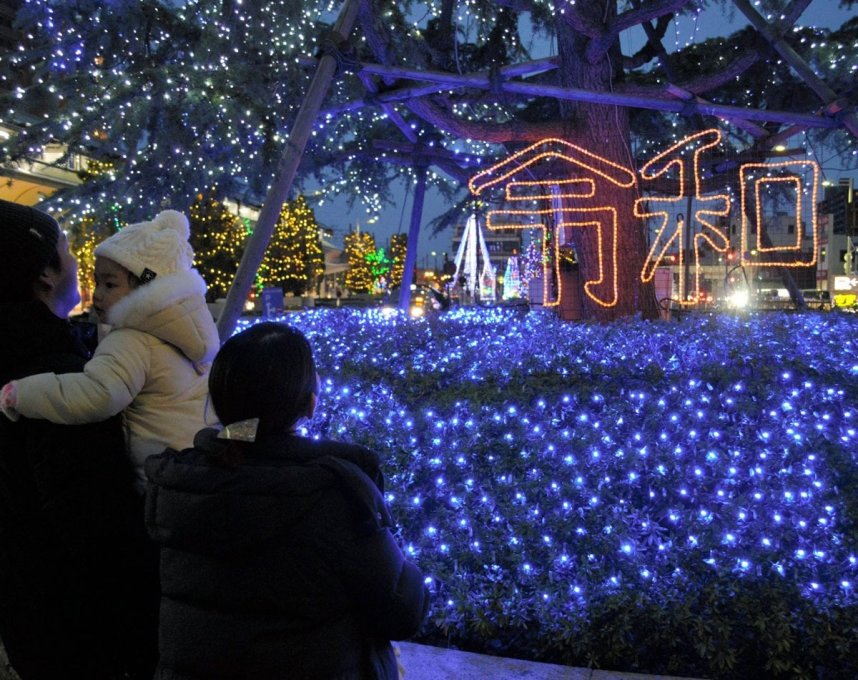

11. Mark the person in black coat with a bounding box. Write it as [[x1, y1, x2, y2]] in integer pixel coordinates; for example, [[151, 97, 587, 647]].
[[145, 322, 429, 679], [0, 199, 159, 679]]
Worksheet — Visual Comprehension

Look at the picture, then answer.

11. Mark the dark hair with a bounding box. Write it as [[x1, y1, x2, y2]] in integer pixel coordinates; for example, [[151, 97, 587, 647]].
[[0, 200, 62, 303], [209, 322, 317, 438]]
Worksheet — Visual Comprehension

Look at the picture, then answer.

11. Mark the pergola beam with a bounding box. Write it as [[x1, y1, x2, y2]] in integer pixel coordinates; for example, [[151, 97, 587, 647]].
[[357, 71, 418, 143], [322, 57, 560, 117], [732, 0, 858, 139], [331, 61, 839, 131]]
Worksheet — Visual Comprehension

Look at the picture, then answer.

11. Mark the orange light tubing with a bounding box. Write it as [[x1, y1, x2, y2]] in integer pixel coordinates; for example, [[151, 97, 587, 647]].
[[635, 129, 730, 305], [471, 140, 635, 308], [739, 160, 819, 268], [468, 133, 819, 312]]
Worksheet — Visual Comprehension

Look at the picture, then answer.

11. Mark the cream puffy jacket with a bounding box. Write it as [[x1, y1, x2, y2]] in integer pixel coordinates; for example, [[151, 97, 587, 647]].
[[14, 270, 219, 481]]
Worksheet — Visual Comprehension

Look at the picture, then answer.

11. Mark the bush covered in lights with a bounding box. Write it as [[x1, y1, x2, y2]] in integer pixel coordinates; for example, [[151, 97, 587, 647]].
[[238, 308, 858, 678]]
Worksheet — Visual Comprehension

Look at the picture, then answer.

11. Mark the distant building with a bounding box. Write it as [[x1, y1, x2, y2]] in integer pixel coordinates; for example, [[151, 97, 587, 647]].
[[450, 222, 523, 274], [0, 122, 84, 206], [818, 178, 858, 236], [816, 178, 857, 293]]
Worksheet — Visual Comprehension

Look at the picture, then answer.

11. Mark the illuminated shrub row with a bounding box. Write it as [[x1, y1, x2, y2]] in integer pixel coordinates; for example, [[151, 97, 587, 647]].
[[240, 308, 858, 678]]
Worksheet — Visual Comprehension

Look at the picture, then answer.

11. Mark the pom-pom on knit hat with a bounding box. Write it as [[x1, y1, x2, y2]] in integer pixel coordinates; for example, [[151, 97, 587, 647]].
[[0, 198, 61, 303], [95, 209, 194, 282]]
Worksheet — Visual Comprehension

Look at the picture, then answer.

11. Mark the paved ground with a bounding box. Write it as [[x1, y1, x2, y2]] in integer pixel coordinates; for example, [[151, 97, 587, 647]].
[[398, 642, 701, 680], [1, 638, 701, 680]]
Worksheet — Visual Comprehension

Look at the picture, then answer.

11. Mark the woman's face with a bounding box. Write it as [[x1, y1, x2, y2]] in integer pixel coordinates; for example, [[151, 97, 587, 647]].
[[51, 231, 81, 317]]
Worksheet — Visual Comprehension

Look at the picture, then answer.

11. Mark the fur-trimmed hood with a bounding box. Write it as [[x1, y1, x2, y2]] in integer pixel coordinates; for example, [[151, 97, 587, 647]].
[[107, 269, 218, 367]]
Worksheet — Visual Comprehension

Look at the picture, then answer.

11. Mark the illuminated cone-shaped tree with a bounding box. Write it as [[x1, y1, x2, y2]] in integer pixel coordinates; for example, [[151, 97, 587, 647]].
[[189, 194, 248, 302], [259, 196, 324, 297], [366, 247, 392, 292], [344, 228, 376, 294], [503, 256, 522, 300], [67, 164, 126, 309], [388, 233, 408, 289]]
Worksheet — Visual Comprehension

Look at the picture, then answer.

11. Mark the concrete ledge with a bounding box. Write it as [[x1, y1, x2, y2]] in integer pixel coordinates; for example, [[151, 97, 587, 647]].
[[1, 637, 701, 680], [398, 642, 701, 680]]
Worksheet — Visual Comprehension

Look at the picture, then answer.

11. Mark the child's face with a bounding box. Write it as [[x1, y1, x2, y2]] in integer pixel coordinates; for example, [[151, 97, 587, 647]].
[[92, 256, 136, 323]]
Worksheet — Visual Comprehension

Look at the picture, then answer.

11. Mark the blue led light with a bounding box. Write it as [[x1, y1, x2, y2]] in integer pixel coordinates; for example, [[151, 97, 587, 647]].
[[243, 309, 858, 617]]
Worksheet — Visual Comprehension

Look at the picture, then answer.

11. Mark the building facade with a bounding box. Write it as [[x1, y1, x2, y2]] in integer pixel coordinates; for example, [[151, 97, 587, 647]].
[[449, 222, 523, 275], [816, 178, 857, 294]]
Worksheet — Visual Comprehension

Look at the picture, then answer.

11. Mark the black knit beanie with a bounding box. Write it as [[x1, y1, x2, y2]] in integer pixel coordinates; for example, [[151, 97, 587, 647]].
[[0, 198, 61, 303]]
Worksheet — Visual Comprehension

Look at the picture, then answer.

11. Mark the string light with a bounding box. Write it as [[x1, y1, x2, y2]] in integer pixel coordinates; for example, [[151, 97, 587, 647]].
[[468, 138, 637, 195], [189, 193, 247, 301], [636, 129, 730, 304], [470, 132, 824, 309], [230, 307, 858, 644], [388, 233, 408, 289], [470, 139, 635, 308], [258, 195, 325, 296], [502, 255, 523, 299], [344, 228, 376, 293], [67, 214, 103, 308], [739, 160, 820, 268]]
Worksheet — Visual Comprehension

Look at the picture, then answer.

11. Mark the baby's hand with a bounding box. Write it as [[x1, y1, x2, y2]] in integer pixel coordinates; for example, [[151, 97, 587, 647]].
[[0, 381, 20, 422]]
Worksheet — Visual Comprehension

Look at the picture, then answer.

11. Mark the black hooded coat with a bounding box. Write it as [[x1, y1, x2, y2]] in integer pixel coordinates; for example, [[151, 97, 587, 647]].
[[145, 429, 429, 680], [0, 300, 158, 679]]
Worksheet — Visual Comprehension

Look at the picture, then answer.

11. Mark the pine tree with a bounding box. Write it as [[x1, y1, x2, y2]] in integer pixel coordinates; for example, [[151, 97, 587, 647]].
[[344, 229, 376, 294], [3, 1, 856, 319], [67, 215, 101, 310], [259, 196, 324, 296], [389, 233, 408, 288], [65, 168, 127, 309], [188, 194, 247, 302]]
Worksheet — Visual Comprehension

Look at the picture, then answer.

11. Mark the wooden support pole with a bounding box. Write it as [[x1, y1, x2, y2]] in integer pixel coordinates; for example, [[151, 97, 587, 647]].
[[398, 164, 428, 312], [216, 0, 360, 341]]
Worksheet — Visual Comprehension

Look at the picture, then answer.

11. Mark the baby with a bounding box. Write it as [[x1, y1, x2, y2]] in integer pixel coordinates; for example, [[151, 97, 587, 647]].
[[0, 209, 219, 486]]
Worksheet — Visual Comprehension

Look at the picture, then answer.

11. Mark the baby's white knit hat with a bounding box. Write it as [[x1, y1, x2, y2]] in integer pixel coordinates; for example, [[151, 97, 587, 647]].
[[95, 209, 194, 281]]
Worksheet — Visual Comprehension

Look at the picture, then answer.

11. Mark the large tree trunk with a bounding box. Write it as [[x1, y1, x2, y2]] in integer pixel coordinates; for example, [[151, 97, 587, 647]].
[[553, 10, 659, 321], [362, 0, 661, 321]]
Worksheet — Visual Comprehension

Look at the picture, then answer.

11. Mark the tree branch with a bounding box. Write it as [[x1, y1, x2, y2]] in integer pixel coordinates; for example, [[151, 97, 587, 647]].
[[490, 0, 534, 13], [586, 0, 692, 63], [614, 0, 691, 36], [780, 0, 814, 29], [677, 49, 761, 95], [560, 5, 603, 40], [405, 97, 572, 143], [624, 14, 672, 70]]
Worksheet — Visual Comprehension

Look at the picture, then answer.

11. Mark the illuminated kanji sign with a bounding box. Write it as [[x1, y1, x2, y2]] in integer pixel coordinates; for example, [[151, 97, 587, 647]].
[[468, 139, 636, 307], [740, 160, 820, 268], [468, 130, 820, 308], [635, 130, 730, 305]]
